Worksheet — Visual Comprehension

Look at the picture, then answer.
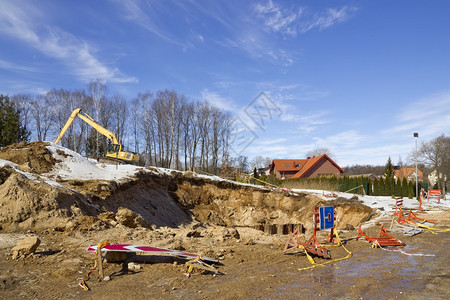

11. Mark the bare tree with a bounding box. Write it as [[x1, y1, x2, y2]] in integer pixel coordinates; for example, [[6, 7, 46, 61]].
[[180, 101, 194, 170], [88, 79, 107, 160], [11, 94, 33, 140], [415, 134, 450, 194], [30, 95, 52, 141], [110, 93, 128, 145], [250, 156, 272, 169], [235, 155, 249, 173], [305, 147, 334, 159]]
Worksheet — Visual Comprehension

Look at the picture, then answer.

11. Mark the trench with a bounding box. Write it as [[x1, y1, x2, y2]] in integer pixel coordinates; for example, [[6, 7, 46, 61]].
[[251, 223, 305, 235]]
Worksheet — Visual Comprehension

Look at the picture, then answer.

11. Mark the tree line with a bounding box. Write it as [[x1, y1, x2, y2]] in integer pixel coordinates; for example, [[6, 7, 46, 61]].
[[1, 80, 448, 187], [1, 80, 233, 174]]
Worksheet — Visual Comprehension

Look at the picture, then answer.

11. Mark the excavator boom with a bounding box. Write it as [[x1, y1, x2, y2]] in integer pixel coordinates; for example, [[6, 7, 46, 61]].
[[53, 108, 139, 163]]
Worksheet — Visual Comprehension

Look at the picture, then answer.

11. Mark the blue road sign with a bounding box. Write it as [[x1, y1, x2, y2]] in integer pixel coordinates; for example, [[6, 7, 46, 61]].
[[319, 206, 334, 230]]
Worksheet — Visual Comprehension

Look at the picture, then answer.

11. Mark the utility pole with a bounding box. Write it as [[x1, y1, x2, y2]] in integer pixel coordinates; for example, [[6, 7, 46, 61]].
[[414, 132, 419, 200]]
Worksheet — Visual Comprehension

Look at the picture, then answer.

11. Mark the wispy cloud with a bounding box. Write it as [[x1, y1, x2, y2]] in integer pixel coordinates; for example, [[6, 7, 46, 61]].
[[201, 89, 239, 112], [0, 2, 137, 83], [382, 91, 450, 138], [254, 0, 304, 37], [254, 1, 358, 36], [312, 130, 364, 149], [300, 6, 358, 34], [216, 29, 296, 67], [113, 0, 186, 48], [0, 59, 36, 73], [296, 111, 331, 133]]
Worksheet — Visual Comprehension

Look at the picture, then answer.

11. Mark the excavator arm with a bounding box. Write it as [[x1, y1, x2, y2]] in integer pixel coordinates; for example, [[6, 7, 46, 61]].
[[53, 108, 139, 163], [54, 108, 119, 145]]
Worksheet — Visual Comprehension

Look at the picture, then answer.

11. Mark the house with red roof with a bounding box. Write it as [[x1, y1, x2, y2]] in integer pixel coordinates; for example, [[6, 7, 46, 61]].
[[269, 154, 344, 179], [394, 167, 423, 181]]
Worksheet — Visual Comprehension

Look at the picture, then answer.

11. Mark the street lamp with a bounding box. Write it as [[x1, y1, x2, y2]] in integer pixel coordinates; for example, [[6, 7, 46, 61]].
[[414, 132, 419, 200]]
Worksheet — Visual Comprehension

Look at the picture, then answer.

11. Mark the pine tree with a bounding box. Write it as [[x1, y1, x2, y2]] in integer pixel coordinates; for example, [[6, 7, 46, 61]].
[[408, 181, 414, 199], [401, 178, 408, 197], [373, 178, 379, 196], [384, 157, 395, 179], [0, 94, 30, 147], [382, 157, 395, 196]]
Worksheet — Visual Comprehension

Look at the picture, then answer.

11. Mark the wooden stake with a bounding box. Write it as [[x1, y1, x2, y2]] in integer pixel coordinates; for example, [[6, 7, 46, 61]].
[[97, 251, 104, 279]]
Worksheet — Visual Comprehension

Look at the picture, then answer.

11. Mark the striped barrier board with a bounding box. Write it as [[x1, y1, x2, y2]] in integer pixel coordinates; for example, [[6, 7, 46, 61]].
[[87, 244, 218, 263]]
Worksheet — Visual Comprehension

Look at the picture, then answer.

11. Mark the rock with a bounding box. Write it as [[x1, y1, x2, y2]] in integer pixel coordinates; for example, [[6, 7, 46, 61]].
[[115, 207, 152, 229], [172, 240, 185, 250], [344, 224, 355, 231], [186, 230, 202, 238], [222, 228, 240, 240], [115, 207, 138, 228], [11, 236, 41, 259], [128, 262, 142, 270]]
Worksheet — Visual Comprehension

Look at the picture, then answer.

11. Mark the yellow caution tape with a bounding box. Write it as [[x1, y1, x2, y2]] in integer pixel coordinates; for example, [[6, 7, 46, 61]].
[[405, 220, 450, 233], [298, 230, 352, 271]]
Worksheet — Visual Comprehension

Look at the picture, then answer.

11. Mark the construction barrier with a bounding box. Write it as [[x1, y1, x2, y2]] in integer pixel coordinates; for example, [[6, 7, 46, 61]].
[[428, 189, 442, 203], [393, 197, 404, 219], [283, 206, 353, 270], [419, 188, 425, 211], [356, 225, 405, 247]]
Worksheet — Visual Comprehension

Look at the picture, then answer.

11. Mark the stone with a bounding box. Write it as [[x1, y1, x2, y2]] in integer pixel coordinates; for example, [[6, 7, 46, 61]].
[[128, 262, 142, 270], [11, 236, 41, 259], [344, 224, 355, 231], [222, 228, 240, 240]]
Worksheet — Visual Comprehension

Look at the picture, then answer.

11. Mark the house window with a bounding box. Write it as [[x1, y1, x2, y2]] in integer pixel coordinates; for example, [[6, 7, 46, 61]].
[[318, 173, 333, 178]]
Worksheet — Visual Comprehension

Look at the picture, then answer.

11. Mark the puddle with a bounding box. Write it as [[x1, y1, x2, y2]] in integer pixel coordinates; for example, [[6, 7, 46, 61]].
[[271, 233, 449, 299]]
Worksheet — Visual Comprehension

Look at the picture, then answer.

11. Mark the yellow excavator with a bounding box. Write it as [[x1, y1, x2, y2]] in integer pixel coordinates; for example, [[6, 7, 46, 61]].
[[54, 108, 139, 164]]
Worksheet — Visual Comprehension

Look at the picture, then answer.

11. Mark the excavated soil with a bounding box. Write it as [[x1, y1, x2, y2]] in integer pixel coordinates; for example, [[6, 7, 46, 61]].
[[0, 142, 448, 299]]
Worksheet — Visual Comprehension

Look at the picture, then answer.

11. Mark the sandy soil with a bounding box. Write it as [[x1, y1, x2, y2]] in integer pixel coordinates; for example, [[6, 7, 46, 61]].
[[0, 142, 449, 299], [0, 210, 449, 300]]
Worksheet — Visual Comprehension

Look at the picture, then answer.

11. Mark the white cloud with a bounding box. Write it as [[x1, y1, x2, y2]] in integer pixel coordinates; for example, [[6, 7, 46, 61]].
[[382, 91, 450, 139], [0, 2, 137, 83], [114, 0, 187, 48], [0, 59, 36, 73], [297, 111, 331, 134], [254, 1, 358, 37], [254, 0, 304, 37], [300, 6, 358, 33], [200, 89, 238, 112], [313, 130, 364, 149]]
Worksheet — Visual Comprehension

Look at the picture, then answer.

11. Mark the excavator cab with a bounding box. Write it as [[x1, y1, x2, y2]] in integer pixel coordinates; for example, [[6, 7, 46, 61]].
[[107, 143, 122, 156]]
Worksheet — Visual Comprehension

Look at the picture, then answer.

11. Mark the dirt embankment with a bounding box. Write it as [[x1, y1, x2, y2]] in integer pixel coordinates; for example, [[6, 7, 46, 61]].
[[0, 141, 373, 235]]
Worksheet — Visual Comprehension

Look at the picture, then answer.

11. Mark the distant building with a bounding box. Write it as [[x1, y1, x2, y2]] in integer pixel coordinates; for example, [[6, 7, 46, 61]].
[[256, 167, 270, 177], [348, 173, 377, 183], [269, 154, 344, 179], [394, 167, 423, 181]]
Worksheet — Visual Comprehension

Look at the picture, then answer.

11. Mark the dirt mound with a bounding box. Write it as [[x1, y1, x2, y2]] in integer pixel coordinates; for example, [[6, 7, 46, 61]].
[[327, 197, 375, 227], [0, 165, 99, 232], [173, 175, 374, 232], [0, 141, 60, 173], [0, 142, 373, 236]]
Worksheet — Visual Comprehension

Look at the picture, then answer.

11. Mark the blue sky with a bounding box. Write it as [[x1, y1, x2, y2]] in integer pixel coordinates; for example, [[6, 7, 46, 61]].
[[1, 0, 449, 166]]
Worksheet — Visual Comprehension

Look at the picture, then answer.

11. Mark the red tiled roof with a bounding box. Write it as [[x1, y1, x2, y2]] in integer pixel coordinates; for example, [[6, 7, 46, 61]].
[[293, 154, 343, 178], [394, 168, 423, 180], [271, 154, 344, 179], [270, 159, 306, 172]]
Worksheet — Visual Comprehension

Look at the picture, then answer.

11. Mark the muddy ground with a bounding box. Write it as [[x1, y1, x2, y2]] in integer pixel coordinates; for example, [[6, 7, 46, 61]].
[[0, 142, 449, 299]]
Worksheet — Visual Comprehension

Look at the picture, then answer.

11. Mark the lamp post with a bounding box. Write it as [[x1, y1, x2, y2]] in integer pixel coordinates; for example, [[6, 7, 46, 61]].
[[414, 132, 419, 200]]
